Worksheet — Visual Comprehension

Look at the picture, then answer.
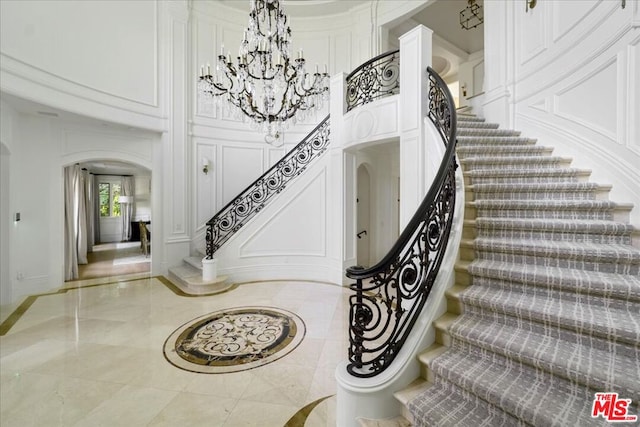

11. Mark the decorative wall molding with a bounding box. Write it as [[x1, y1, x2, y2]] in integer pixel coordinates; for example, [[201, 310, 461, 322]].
[[0, 0, 162, 127], [221, 145, 264, 206], [343, 96, 399, 148], [554, 57, 618, 141], [238, 167, 327, 258], [552, 0, 601, 43], [515, 2, 630, 100]]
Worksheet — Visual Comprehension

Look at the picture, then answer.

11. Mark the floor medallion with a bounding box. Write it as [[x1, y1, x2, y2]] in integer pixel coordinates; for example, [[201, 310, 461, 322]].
[[163, 306, 305, 373]]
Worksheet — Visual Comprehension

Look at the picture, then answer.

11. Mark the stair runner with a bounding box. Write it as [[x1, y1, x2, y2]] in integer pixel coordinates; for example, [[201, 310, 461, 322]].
[[404, 114, 640, 426]]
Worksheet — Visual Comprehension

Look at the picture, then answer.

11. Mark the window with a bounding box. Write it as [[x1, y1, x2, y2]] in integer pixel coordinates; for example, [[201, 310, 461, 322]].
[[99, 182, 121, 217]]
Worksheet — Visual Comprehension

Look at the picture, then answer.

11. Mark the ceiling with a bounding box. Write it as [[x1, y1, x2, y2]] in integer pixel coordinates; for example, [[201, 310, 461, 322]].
[[219, 0, 483, 54], [2, 0, 484, 175], [411, 0, 484, 55]]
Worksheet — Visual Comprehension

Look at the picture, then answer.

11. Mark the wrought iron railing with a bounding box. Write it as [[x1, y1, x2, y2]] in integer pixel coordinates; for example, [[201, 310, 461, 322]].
[[345, 67, 457, 378], [346, 50, 400, 112], [205, 116, 330, 259]]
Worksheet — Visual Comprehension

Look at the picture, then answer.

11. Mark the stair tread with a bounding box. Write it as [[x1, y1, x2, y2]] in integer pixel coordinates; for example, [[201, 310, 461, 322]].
[[424, 345, 608, 426], [408, 379, 527, 427], [459, 284, 640, 345], [466, 259, 640, 301], [457, 145, 551, 153], [470, 182, 605, 191], [184, 256, 203, 269], [461, 155, 571, 164], [394, 378, 428, 405], [471, 237, 640, 260], [471, 199, 631, 209], [457, 136, 537, 144], [465, 168, 590, 177], [457, 122, 500, 129], [458, 129, 521, 136], [474, 218, 636, 234], [447, 313, 640, 401]]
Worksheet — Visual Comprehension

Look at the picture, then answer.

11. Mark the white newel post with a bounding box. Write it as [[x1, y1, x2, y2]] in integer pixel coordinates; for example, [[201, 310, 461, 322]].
[[202, 257, 217, 281], [335, 25, 433, 427], [398, 25, 433, 229]]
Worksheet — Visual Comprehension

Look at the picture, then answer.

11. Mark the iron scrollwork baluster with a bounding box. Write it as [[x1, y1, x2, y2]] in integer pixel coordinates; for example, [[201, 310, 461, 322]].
[[345, 67, 458, 378], [346, 50, 400, 112], [205, 116, 330, 259]]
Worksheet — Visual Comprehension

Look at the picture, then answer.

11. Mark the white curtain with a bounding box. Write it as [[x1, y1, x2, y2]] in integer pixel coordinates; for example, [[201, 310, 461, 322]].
[[121, 176, 135, 241], [64, 165, 92, 281], [64, 166, 79, 281], [85, 173, 95, 251], [93, 176, 100, 244], [76, 170, 88, 264]]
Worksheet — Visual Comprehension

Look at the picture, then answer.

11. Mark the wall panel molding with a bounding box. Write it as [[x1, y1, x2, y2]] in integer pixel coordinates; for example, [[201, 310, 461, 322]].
[[554, 57, 618, 141], [238, 167, 327, 258]]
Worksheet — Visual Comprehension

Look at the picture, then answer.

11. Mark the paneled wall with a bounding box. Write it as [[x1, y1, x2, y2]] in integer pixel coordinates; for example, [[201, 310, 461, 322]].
[[484, 0, 640, 223]]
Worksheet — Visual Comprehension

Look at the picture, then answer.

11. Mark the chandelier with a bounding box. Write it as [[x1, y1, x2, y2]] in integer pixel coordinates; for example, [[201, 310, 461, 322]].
[[198, 0, 330, 145], [459, 0, 483, 30]]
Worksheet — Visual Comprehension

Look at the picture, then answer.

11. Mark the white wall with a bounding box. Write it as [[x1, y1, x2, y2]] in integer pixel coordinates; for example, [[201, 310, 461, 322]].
[[0, 0, 436, 303], [0, 101, 15, 307], [483, 0, 640, 224], [457, 50, 484, 107], [2, 111, 156, 301], [0, 0, 165, 131]]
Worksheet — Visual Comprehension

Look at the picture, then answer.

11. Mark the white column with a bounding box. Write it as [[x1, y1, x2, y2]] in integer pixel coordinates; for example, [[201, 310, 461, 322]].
[[329, 73, 352, 282], [161, 0, 191, 270], [398, 25, 432, 229]]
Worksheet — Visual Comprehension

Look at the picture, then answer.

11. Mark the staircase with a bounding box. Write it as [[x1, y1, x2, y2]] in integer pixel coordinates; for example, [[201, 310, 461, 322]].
[[392, 113, 640, 426], [167, 251, 232, 296]]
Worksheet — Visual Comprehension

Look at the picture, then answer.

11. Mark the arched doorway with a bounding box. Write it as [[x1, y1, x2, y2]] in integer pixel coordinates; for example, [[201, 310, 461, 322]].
[[63, 159, 152, 282]]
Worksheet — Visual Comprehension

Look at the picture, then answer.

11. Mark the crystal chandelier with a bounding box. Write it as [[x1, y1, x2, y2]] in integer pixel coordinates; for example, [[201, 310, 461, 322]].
[[198, 0, 330, 145]]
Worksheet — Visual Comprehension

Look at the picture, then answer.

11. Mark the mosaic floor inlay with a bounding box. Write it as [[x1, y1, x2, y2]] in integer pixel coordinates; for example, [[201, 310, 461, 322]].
[[163, 306, 306, 373]]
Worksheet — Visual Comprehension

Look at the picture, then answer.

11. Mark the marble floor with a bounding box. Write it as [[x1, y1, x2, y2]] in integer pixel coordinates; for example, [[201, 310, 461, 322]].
[[0, 276, 350, 426], [74, 242, 151, 281]]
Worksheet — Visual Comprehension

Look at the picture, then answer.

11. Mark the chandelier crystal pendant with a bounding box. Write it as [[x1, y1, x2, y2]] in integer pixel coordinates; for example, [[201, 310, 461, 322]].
[[198, 0, 330, 145]]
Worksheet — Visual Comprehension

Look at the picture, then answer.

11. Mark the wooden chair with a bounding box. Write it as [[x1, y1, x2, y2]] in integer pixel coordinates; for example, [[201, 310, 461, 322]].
[[139, 221, 150, 257]]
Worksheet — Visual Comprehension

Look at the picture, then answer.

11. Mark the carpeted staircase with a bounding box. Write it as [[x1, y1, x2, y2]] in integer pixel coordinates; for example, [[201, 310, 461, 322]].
[[395, 113, 640, 426]]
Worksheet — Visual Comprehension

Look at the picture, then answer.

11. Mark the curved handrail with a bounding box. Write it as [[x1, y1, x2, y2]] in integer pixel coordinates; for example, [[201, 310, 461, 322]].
[[345, 49, 400, 112], [205, 116, 330, 258], [345, 67, 457, 378]]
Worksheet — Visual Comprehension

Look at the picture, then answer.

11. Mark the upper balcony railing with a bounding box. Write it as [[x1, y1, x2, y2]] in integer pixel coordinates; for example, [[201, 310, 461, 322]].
[[345, 49, 400, 112], [345, 66, 458, 378]]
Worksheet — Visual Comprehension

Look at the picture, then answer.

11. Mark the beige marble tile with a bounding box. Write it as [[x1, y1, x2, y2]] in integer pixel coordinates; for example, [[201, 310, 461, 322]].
[[0, 339, 76, 375], [304, 395, 337, 427], [0, 372, 124, 427], [240, 363, 317, 407], [73, 385, 177, 427], [224, 399, 298, 427], [147, 392, 237, 426], [184, 369, 254, 399], [307, 367, 338, 402], [0, 279, 353, 426]]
